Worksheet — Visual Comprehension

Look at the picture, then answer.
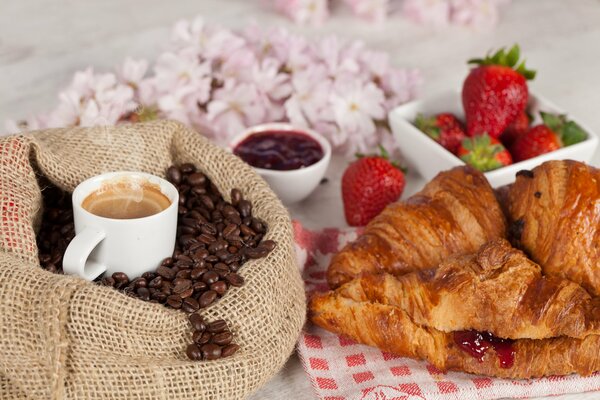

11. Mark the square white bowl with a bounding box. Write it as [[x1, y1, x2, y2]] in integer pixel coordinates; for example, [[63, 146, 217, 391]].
[[389, 90, 599, 187]]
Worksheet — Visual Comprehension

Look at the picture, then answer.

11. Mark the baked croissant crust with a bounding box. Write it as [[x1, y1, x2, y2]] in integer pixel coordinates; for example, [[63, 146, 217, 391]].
[[327, 166, 507, 288], [323, 239, 600, 340], [507, 160, 600, 296], [310, 289, 600, 378]]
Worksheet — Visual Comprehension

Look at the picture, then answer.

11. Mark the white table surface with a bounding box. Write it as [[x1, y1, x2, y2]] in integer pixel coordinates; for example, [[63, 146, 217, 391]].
[[1, 1, 599, 399]]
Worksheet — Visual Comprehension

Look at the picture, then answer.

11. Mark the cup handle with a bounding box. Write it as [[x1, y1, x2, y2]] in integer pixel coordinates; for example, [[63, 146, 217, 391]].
[[63, 227, 107, 281]]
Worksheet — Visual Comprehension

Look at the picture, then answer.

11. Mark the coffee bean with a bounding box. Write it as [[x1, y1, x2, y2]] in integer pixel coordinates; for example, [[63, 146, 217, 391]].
[[222, 223, 239, 237], [244, 247, 268, 259], [239, 224, 256, 237], [226, 273, 244, 287], [112, 272, 129, 284], [137, 287, 150, 301], [166, 294, 183, 309], [200, 223, 218, 236], [258, 240, 277, 252], [186, 343, 202, 360], [167, 166, 182, 184], [179, 287, 194, 299], [221, 343, 239, 358], [189, 313, 206, 332], [148, 276, 163, 289], [210, 281, 228, 295], [251, 219, 265, 233], [199, 195, 214, 210], [180, 163, 195, 173], [226, 213, 242, 226], [201, 343, 222, 360], [237, 200, 252, 218], [157, 266, 176, 280], [199, 290, 217, 308], [142, 271, 156, 281], [193, 330, 212, 345], [161, 257, 174, 266], [193, 281, 208, 293], [132, 277, 147, 289], [176, 269, 191, 279], [190, 267, 207, 280], [187, 172, 206, 187], [173, 279, 192, 294], [151, 290, 167, 302], [230, 188, 242, 206], [198, 234, 216, 245], [192, 248, 209, 260], [182, 297, 200, 313], [100, 276, 115, 287], [202, 271, 219, 284], [212, 331, 233, 346], [205, 255, 219, 263], [207, 319, 228, 333]]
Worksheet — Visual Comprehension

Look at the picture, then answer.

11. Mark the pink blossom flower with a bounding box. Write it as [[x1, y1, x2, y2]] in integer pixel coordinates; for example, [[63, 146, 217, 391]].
[[4, 16, 425, 156], [218, 48, 256, 83], [273, 0, 329, 26], [152, 50, 211, 98], [207, 80, 267, 145], [117, 58, 149, 88], [284, 65, 332, 128], [402, 0, 451, 27], [171, 16, 246, 60], [381, 68, 422, 109], [330, 78, 386, 153], [157, 85, 199, 126], [316, 36, 363, 80], [253, 58, 291, 101], [270, 30, 314, 73], [450, 0, 502, 30], [344, 0, 390, 23]]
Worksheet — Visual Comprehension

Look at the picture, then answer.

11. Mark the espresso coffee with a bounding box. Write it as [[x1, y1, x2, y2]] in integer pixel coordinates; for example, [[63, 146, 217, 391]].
[[82, 180, 171, 219]]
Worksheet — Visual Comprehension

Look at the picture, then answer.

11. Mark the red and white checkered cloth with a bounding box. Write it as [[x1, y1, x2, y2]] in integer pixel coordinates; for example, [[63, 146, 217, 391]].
[[292, 221, 600, 400]]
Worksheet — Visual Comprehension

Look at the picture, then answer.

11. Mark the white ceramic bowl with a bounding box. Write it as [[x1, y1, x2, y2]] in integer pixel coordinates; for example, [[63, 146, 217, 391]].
[[389, 90, 599, 187], [229, 123, 331, 204]]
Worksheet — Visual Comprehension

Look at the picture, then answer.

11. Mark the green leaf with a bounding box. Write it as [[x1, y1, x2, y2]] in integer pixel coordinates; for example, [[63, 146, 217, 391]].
[[506, 44, 520, 67], [470, 44, 536, 80], [540, 111, 565, 132], [378, 145, 390, 159], [561, 121, 588, 146], [467, 58, 485, 65]]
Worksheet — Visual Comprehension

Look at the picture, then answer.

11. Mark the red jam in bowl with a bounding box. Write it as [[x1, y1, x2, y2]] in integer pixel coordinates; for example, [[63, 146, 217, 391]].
[[454, 330, 515, 368], [233, 130, 324, 171]]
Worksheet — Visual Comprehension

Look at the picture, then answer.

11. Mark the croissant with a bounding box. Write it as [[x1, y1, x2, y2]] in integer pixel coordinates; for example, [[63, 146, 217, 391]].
[[507, 160, 600, 296], [322, 239, 600, 340], [327, 166, 507, 288], [310, 288, 600, 378]]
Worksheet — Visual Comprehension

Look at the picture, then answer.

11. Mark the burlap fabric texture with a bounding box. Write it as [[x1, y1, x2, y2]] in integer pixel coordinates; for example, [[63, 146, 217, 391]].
[[0, 120, 306, 400]]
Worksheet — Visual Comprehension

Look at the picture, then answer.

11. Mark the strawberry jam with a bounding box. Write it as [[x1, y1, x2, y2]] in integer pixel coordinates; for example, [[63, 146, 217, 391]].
[[234, 130, 324, 171], [453, 330, 515, 368]]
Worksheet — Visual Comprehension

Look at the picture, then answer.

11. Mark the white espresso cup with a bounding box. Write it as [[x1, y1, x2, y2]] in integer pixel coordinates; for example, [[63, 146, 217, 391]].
[[63, 171, 179, 281]]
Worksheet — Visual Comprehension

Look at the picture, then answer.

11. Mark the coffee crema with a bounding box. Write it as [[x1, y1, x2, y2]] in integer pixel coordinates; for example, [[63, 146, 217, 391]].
[[82, 181, 171, 219]]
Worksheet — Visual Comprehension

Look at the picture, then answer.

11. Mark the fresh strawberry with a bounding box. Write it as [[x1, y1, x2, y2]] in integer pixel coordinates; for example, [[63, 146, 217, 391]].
[[511, 112, 587, 161], [457, 134, 513, 172], [342, 147, 406, 227], [415, 112, 466, 154], [500, 110, 530, 147], [462, 44, 536, 138]]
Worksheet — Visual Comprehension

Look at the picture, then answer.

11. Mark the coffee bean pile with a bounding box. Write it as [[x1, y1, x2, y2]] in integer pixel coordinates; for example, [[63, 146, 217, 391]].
[[36, 163, 276, 361], [37, 184, 74, 274], [185, 313, 239, 361]]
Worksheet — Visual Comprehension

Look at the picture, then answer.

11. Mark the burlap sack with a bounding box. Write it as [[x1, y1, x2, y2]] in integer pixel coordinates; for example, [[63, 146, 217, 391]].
[[0, 120, 306, 400]]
